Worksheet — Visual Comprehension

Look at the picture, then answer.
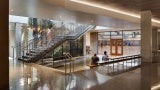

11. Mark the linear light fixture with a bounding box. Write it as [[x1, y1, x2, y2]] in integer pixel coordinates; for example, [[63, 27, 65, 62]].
[[152, 19, 160, 24], [151, 84, 160, 90], [70, 0, 160, 24]]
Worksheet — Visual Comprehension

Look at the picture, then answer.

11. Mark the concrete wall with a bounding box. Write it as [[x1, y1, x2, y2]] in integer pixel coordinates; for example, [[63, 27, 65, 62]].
[[86, 31, 91, 46], [90, 32, 98, 54]]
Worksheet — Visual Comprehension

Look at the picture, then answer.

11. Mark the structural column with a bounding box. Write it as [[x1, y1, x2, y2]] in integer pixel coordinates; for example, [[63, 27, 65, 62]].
[[85, 31, 91, 55], [15, 23, 22, 58], [158, 30, 160, 50], [0, 0, 9, 89], [141, 10, 152, 62], [83, 35, 87, 55], [141, 63, 151, 90], [90, 32, 98, 54]]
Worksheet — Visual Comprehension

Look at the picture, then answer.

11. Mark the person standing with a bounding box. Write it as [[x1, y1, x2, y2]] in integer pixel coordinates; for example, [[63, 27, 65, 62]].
[[38, 28, 45, 46], [47, 25, 53, 46]]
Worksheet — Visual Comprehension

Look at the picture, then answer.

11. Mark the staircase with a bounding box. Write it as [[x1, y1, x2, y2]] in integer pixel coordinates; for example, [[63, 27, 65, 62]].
[[18, 25, 94, 63]]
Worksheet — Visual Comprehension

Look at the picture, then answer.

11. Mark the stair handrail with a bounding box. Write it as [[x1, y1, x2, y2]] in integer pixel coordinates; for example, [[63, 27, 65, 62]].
[[18, 24, 94, 63]]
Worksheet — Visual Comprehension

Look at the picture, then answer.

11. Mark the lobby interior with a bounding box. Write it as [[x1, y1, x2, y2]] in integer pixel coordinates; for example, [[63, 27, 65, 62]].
[[0, 0, 160, 90]]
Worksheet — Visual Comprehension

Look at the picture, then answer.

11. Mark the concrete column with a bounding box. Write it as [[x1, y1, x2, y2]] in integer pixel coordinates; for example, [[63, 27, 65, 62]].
[[141, 63, 151, 90], [0, 0, 9, 89], [83, 35, 86, 55], [85, 31, 91, 55], [158, 31, 160, 50], [22, 25, 29, 42], [15, 23, 22, 58], [90, 32, 98, 54], [141, 10, 152, 62]]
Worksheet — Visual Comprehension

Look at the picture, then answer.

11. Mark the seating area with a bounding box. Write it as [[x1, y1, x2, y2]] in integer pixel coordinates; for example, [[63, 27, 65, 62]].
[[88, 54, 141, 68]]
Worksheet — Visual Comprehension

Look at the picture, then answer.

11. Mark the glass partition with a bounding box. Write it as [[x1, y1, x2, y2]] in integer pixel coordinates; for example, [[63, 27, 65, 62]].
[[98, 30, 141, 56], [15, 17, 92, 60], [52, 36, 84, 60]]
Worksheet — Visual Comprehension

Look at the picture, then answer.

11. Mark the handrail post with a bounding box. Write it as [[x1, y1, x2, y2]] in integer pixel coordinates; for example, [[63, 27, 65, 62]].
[[64, 53, 67, 75], [22, 50, 24, 59], [66, 53, 74, 73], [32, 41, 33, 50], [27, 42, 29, 53], [70, 56, 71, 73], [72, 58, 74, 72]]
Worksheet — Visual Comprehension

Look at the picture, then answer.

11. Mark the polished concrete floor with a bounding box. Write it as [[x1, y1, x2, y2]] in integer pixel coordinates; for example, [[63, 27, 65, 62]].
[[9, 57, 160, 90], [36, 55, 140, 74], [34, 46, 141, 73]]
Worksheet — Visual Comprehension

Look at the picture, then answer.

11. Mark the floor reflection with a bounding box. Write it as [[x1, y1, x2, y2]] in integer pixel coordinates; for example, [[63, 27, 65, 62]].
[[9, 58, 160, 90]]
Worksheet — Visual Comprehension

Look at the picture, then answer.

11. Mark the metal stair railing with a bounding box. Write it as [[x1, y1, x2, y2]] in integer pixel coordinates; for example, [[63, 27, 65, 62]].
[[18, 24, 94, 63], [66, 25, 95, 40], [64, 53, 74, 74]]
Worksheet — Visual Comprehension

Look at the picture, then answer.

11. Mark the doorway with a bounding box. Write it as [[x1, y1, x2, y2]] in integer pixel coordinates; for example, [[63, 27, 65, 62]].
[[110, 39, 123, 55]]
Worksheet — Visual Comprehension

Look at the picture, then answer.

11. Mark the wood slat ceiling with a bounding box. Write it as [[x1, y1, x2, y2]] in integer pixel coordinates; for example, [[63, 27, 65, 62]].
[[93, 0, 160, 18]]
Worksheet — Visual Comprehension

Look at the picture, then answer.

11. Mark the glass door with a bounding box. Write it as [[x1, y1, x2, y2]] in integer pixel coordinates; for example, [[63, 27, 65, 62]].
[[110, 39, 123, 55]]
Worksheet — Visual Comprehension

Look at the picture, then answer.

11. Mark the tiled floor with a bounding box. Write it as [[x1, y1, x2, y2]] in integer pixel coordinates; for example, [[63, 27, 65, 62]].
[[9, 57, 160, 90]]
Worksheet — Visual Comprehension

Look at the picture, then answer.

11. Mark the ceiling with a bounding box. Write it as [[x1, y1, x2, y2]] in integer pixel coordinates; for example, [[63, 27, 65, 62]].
[[66, 0, 160, 27], [93, 0, 160, 19], [9, 0, 141, 30], [9, 0, 160, 30]]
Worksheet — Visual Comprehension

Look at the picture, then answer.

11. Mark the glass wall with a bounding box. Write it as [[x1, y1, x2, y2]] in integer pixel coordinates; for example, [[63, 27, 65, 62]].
[[53, 36, 84, 60], [70, 37, 84, 57], [98, 30, 141, 55], [10, 15, 90, 60]]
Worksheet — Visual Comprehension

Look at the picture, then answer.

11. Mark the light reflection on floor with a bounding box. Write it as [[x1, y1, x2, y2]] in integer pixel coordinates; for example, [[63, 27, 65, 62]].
[[9, 57, 160, 90]]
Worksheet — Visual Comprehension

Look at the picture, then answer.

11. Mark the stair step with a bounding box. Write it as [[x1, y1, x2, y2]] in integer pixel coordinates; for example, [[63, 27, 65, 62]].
[[30, 50, 42, 54], [18, 58, 32, 63], [26, 53, 37, 56], [22, 55, 34, 59]]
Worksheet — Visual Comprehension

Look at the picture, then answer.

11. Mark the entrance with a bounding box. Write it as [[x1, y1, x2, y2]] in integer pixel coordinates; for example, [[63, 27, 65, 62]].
[[110, 39, 123, 55]]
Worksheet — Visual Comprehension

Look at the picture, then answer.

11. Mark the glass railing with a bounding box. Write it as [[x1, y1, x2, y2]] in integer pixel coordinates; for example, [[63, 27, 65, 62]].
[[18, 20, 94, 62]]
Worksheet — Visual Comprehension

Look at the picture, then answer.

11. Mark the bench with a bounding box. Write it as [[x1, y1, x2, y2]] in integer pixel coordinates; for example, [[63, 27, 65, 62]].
[[86, 54, 141, 69]]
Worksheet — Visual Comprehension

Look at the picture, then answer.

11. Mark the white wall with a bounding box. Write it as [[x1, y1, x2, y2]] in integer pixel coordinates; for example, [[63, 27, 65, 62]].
[[9, 15, 29, 24]]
